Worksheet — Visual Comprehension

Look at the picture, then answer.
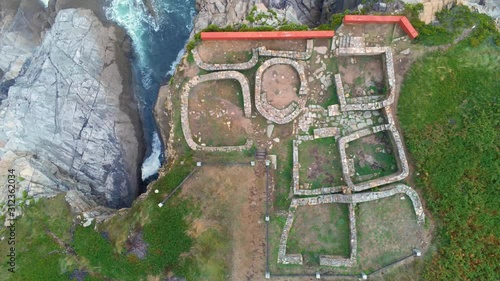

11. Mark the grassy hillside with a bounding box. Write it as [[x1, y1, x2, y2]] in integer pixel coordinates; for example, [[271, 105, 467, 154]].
[[398, 33, 499, 279], [0, 160, 197, 281]]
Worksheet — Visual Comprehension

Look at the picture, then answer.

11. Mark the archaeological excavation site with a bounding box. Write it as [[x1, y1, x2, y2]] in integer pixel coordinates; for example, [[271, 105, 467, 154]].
[[157, 16, 432, 280]]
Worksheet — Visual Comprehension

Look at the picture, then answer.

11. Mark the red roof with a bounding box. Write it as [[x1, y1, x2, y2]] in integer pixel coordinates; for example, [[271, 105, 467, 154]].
[[343, 15, 419, 39], [201, 30, 335, 40]]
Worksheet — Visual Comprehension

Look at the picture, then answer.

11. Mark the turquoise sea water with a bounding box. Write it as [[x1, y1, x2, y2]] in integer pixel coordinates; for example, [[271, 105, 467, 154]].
[[105, 0, 195, 181]]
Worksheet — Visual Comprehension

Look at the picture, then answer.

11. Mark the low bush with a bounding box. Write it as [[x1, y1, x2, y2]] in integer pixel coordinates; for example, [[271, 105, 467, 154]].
[[406, 4, 499, 46], [399, 35, 499, 279]]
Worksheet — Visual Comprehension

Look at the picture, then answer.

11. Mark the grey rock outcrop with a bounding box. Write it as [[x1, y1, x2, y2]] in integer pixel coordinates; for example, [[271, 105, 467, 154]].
[[193, 0, 257, 33], [0, 0, 48, 81], [274, 0, 362, 27], [0, 9, 142, 212], [401, 0, 499, 24], [463, 0, 500, 21], [192, 0, 363, 32]]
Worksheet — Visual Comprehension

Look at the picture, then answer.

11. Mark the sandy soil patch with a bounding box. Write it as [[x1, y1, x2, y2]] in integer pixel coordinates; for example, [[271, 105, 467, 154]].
[[262, 64, 300, 109], [198, 40, 307, 63]]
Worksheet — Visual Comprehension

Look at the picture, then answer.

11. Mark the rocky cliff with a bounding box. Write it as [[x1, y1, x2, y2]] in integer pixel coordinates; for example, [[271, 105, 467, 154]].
[[397, 0, 499, 24], [191, 0, 363, 32], [0, 8, 142, 215]]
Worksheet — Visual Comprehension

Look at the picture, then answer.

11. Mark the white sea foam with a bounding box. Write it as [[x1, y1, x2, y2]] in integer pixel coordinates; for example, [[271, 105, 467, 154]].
[[167, 47, 186, 76], [141, 132, 162, 180], [40, 0, 49, 7], [105, 0, 159, 66], [105, 0, 195, 179]]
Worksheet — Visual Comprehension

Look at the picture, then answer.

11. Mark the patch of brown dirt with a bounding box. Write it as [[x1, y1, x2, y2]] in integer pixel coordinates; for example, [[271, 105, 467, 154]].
[[188, 80, 251, 146], [356, 195, 431, 271], [198, 39, 307, 63], [179, 59, 199, 78], [262, 64, 300, 109], [339, 55, 385, 97], [180, 166, 266, 281]]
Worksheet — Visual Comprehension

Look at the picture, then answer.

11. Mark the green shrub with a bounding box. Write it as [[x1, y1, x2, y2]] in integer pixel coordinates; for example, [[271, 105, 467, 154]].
[[278, 23, 309, 31], [406, 5, 499, 46], [315, 23, 334, 30], [399, 38, 499, 280], [331, 13, 345, 30], [186, 40, 196, 53]]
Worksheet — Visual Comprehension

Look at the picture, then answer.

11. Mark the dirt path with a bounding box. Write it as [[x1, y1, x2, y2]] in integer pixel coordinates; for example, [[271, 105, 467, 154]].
[[231, 164, 266, 281]]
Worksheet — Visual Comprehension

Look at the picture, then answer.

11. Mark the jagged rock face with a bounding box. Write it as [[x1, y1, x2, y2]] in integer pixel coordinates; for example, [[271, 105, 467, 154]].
[[0, 0, 48, 81], [285, 0, 363, 25], [192, 0, 362, 32], [402, 0, 499, 24], [193, 0, 257, 33], [460, 0, 499, 20], [401, 0, 462, 24], [0, 9, 141, 210]]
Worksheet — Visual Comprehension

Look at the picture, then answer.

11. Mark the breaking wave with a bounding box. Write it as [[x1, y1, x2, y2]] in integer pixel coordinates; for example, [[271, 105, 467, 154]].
[[141, 132, 162, 180], [105, 0, 195, 181]]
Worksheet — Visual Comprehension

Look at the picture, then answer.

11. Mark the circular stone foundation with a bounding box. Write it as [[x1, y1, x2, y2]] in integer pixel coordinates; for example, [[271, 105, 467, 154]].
[[261, 64, 300, 109]]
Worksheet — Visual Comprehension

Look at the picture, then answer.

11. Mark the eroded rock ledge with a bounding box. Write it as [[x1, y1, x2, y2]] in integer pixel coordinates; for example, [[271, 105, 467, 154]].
[[0, 8, 142, 215]]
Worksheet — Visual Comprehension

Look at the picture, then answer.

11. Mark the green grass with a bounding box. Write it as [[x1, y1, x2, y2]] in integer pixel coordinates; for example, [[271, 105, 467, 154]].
[[179, 228, 231, 280], [346, 132, 399, 182], [0, 194, 76, 281], [298, 137, 345, 188], [71, 161, 196, 281], [398, 33, 499, 279], [287, 204, 351, 265], [272, 140, 293, 210], [0, 161, 197, 281], [406, 5, 500, 46], [187, 52, 194, 64]]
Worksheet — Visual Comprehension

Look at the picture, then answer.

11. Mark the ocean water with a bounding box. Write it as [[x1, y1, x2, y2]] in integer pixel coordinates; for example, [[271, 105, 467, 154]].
[[105, 0, 195, 181]]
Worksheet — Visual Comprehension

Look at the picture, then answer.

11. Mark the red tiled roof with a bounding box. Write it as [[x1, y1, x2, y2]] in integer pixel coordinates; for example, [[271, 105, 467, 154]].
[[343, 15, 419, 39], [201, 30, 335, 40]]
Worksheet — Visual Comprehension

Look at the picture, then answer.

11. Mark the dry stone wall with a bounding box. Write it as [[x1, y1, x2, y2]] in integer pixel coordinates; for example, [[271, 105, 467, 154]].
[[258, 39, 314, 60], [290, 184, 425, 223], [181, 71, 253, 152], [334, 47, 396, 112], [192, 47, 259, 70], [255, 57, 308, 124], [292, 136, 345, 196], [277, 204, 304, 265], [338, 116, 409, 193], [276, 38, 425, 270], [278, 184, 424, 266]]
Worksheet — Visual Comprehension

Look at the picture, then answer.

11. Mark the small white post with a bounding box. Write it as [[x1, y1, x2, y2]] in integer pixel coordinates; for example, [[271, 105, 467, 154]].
[[414, 249, 422, 257]]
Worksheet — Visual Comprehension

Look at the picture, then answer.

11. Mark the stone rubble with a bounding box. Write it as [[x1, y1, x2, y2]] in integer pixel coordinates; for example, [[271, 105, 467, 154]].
[[258, 39, 313, 60], [255, 58, 308, 124]]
